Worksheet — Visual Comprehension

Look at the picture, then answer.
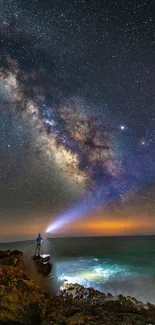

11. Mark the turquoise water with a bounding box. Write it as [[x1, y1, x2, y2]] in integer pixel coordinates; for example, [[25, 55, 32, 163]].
[[1, 236, 155, 303]]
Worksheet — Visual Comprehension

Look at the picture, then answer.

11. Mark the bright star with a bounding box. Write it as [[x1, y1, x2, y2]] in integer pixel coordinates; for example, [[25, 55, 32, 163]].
[[140, 138, 146, 146], [120, 125, 125, 130]]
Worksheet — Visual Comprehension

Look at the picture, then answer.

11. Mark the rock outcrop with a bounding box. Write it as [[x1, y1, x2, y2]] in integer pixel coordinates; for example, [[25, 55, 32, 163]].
[[0, 250, 48, 325], [32, 254, 52, 276], [1, 250, 155, 325]]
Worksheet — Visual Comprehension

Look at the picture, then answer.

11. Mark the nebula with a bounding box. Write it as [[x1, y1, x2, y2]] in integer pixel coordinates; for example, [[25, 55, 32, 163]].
[[0, 55, 120, 195]]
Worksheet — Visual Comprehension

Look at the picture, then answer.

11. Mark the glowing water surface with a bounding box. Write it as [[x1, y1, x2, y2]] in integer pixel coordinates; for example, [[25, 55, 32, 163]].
[[48, 236, 155, 304], [56, 256, 155, 303]]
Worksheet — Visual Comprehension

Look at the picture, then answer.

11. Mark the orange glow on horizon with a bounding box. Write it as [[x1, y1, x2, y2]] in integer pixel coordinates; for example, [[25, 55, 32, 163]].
[[0, 214, 154, 239], [65, 217, 153, 235]]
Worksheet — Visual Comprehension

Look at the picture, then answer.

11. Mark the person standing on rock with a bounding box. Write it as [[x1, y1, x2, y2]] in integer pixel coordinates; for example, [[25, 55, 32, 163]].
[[35, 234, 43, 256]]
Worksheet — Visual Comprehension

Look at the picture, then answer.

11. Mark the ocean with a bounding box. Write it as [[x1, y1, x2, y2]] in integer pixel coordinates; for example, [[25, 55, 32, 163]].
[[1, 236, 155, 304]]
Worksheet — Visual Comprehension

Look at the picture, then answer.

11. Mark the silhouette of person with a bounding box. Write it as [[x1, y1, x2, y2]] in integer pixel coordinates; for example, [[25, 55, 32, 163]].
[[35, 233, 43, 256]]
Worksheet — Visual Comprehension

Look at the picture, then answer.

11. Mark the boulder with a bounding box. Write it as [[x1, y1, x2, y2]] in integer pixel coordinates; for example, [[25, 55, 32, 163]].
[[32, 254, 50, 263], [10, 250, 23, 256], [35, 261, 52, 276], [32, 254, 52, 276]]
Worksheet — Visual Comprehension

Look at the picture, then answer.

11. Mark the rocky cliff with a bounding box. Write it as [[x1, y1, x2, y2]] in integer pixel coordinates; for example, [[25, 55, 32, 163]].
[[0, 250, 155, 325]]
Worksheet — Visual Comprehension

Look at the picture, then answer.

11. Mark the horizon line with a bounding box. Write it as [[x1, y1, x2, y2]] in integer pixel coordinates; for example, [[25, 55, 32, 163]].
[[0, 233, 155, 244]]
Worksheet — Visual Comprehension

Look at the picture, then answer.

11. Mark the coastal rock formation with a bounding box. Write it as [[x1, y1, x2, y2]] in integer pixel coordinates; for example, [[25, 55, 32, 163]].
[[1, 250, 155, 325], [32, 254, 52, 276], [0, 250, 48, 325]]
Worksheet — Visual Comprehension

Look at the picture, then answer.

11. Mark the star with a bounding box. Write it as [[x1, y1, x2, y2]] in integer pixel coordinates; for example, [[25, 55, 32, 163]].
[[120, 125, 125, 130], [140, 138, 146, 146]]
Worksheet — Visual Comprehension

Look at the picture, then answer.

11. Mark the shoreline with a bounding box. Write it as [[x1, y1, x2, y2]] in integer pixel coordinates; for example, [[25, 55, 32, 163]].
[[1, 250, 155, 324], [1, 238, 155, 305]]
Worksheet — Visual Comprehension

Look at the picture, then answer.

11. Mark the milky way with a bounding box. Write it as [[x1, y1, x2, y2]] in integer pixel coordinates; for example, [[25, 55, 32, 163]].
[[0, 53, 120, 195], [1, 0, 155, 238], [0, 20, 153, 212]]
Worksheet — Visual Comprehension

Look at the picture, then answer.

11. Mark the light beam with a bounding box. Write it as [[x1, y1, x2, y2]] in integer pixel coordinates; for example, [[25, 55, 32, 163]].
[[45, 177, 138, 234]]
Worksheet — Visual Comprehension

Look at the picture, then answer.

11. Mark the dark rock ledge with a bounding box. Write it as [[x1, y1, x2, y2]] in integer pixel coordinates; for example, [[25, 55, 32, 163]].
[[0, 250, 155, 325]]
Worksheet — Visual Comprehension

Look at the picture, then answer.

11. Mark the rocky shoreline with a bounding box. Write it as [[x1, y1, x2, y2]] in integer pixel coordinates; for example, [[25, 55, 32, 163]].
[[0, 250, 155, 325]]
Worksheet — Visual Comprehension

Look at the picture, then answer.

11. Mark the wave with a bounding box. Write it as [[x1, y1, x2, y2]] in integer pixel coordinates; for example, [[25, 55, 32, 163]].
[[56, 256, 155, 304]]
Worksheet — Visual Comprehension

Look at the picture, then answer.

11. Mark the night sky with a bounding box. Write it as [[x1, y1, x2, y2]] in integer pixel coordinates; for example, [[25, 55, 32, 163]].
[[0, 0, 155, 241]]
